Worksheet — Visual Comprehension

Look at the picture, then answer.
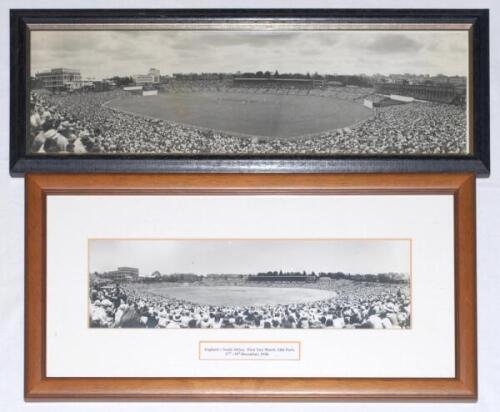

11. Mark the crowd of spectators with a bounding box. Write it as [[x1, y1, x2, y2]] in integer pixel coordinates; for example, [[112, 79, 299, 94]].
[[89, 279, 411, 329], [29, 91, 111, 154], [29, 83, 467, 156], [338, 102, 467, 155]]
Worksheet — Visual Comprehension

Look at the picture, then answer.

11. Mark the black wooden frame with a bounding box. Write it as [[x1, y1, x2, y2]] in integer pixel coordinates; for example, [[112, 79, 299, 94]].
[[10, 9, 490, 177]]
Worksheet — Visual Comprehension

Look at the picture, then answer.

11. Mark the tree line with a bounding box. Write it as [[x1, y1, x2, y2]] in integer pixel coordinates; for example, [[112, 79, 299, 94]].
[[254, 270, 408, 284]]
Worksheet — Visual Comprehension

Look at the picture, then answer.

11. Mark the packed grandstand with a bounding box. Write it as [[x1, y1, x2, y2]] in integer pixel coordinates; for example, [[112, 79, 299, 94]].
[[89, 274, 411, 330], [29, 79, 467, 155]]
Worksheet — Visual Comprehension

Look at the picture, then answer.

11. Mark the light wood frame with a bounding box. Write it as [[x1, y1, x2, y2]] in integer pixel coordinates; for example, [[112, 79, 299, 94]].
[[25, 173, 477, 401]]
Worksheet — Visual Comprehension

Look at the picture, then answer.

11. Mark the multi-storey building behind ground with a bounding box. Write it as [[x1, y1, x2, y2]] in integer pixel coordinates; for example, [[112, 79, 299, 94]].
[[232, 77, 315, 89], [34, 68, 82, 91], [101, 267, 139, 281], [133, 74, 155, 86], [148, 68, 161, 83], [133, 68, 161, 86], [374, 82, 466, 105]]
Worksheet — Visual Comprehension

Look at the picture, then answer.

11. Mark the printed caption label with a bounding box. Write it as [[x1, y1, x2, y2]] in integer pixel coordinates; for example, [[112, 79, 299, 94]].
[[199, 341, 300, 361]]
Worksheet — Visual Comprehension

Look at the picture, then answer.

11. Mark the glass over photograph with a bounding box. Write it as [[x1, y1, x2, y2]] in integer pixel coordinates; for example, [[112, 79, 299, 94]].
[[29, 27, 470, 156], [88, 239, 412, 329]]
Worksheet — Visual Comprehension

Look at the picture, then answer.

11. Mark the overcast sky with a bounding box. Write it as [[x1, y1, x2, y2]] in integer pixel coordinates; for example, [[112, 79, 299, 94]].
[[88, 239, 410, 277], [31, 30, 468, 79]]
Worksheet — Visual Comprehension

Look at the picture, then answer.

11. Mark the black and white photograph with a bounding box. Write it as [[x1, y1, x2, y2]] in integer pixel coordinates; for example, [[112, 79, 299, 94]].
[[89, 239, 411, 329], [29, 27, 470, 157]]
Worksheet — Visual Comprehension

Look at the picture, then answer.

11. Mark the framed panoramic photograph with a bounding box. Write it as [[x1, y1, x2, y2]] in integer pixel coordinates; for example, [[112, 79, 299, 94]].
[[25, 173, 477, 400], [10, 9, 489, 176]]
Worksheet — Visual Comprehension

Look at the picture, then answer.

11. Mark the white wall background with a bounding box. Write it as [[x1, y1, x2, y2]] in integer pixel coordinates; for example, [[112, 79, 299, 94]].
[[0, 0, 498, 411]]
